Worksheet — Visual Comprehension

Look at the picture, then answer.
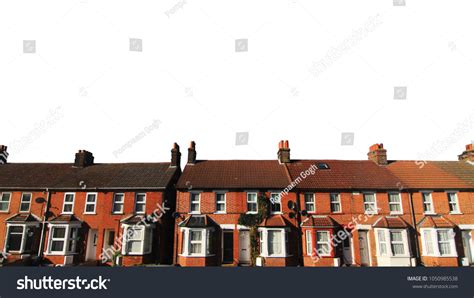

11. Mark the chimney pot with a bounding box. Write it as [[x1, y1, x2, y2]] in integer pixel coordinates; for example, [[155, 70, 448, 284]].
[[368, 143, 387, 165], [458, 143, 474, 162], [74, 150, 94, 168], [0, 145, 9, 164], [171, 143, 181, 168], [188, 141, 197, 164], [278, 140, 291, 164]]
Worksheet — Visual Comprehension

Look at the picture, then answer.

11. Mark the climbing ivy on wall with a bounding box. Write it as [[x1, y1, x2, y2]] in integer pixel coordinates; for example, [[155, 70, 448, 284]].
[[237, 195, 270, 266]]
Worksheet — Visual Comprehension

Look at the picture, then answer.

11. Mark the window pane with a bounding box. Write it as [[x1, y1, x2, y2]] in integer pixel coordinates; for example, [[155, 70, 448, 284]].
[[268, 231, 282, 255], [190, 243, 202, 254], [390, 231, 403, 242], [53, 227, 66, 238], [7, 227, 23, 251], [439, 243, 451, 255], [392, 243, 405, 255], [87, 194, 96, 202], [127, 241, 142, 253], [190, 230, 202, 241], [423, 231, 434, 255], [86, 204, 95, 213], [24, 227, 36, 252], [51, 241, 64, 252]]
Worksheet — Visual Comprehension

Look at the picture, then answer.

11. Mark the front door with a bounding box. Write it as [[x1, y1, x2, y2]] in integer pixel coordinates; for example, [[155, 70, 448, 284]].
[[102, 230, 116, 262], [238, 230, 251, 264], [358, 231, 369, 266], [462, 230, 474, 265], [342, 232, 353, 265], [86, 229, 98, 261], [222, 231, 234, 264]]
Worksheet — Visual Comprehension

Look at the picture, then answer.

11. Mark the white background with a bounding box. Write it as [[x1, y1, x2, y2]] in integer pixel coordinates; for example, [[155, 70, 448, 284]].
[[1, 0, 473, 164]]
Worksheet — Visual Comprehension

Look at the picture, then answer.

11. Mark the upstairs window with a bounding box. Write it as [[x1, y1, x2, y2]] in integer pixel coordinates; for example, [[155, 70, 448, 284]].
[[19, 193, 32, 212], [388, 193, 402, 214], [422, 192, 434, 214], [84, 193, 97, 214], [190, 193, 201, 214], [62, 193, 75, 214], [304, 193, 315, 213], [215, 192, 226, 213], [246, 192, 258, 214], [0, 193, 11, 212], [363, 193, 377, 214], [447, 192, 460, 213], [134, 193, 146, 214], [270, 193, 282, 214], [330, 193, 341, 213], [112, 193, 125, 214]]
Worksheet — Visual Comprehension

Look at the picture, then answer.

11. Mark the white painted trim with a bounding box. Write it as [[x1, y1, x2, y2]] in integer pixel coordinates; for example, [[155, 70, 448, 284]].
[[236, 225, 249, 230], [362, 192, 378, 215], [459, 225, 474, 230], [61, 192, 76, 214], [420, 228, 457, 257], [388, 192, 403, 215], [220, 224, 235, 230], [112, 193, 125, 214], [134, 193, 147, 214], [214, 191, 227, 214], [84, 192, 98, 214], [0, 192, 12, 213], [355, 224, 372, 230], [19, 193, 32, 213]]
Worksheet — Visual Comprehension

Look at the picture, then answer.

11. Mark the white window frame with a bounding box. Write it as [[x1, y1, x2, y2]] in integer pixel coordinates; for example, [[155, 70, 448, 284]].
[[179, 227, 214, 257], [304, 193, 315, 213], [422, 192, 435, 214], [62, 193, 75, 214], [305, 230, 313, 256], [121, 224, 153, 255], [447, 192, 461, 214], [134, 193, 147, 214], [388, 192, 403, 215], [315, 231, 331, 257], [189, 192, 201, 214], [257, 228, 289, 258], [112, 193, 125, 214], [84, 193, 97, 214], [375, 228, 410, 257], [19, 193, 32, 213], [4, 223, 39, 254], [363, 192, 377, 214], [270, 193, 282, 214], [215, 192, 226, 214], [330, 193, 341, 213], [420, 228, 457, 257], [45, 224, 81, 255], [246, 192, 258, 214], [0, 192, 11, 212]]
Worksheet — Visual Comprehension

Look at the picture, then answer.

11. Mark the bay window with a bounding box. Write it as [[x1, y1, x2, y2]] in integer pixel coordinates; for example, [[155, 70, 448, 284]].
[[180, 228, 214, 256], [421, 228, 457, 257], [258, 228, 288, 257], [305, 230, 313, 256], [5, 224, 38, 253], [316, 231, 331, 256], [122, 225, 153, 255], [46, 224, 80, 255], [375, 229, 409, 257]]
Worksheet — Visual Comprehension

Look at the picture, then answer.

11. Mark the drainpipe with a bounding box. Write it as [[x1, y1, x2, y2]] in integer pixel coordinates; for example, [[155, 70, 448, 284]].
[[38, 188, 52, 259], [295, 190, 303, 266], [408, 191, 420, 265]]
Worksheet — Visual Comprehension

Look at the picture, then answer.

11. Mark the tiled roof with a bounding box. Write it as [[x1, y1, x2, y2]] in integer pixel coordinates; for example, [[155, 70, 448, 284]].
[[417, 216, 455, 228], [5, 213, 41, 223], [176, 160, 290, 189], [372, 216, 409, 228], [301, 215, 339, 228], [259, 215, 292, 227], [49, 214, 82, 223], [0, 163, 178, 190], [386, 161, 473, 189], [120, 214, 162, 225], [286, 160, 402, 190], [179, 215, 218, 228]]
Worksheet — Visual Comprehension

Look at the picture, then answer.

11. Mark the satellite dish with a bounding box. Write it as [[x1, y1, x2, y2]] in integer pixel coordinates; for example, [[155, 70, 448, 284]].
[[172, 212, 180, 219], [287, 201, 295, 210], [289, 212, 295, 219], [35, 197, 46, 204], [301, 210, 308, 217]]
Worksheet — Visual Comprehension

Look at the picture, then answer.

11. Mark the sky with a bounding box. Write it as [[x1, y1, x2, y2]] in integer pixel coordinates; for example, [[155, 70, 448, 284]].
[[0, 0, 473, 165]]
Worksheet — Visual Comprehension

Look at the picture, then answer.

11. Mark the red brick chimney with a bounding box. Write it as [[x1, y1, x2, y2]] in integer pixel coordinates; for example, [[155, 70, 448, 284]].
[[0, 145, 9, 164], [188, 141, 196, 164], [368, 143, 387, 165], [74, 150, 94, 168], [171, 143, 181, 168], [458, 143, 474, 162], [278, 140, 291, 164]]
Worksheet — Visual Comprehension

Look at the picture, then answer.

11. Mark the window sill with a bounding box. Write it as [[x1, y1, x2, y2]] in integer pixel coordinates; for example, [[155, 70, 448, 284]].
[[214, 212, 226, 214], [423, 254, 458, 258], [270, 212, 283, 215], [449, 212, 462, 215], [179, 254, 216, 258], [423, 212, 437, 215], [389, 212, 403, 215], [84, 213, 96, 215], [260, 254, 292, 258], [45, 252, 78, 256], [112, 212, 124, 215], [0, 211, 10, 213], [246, 212, 258, 215]]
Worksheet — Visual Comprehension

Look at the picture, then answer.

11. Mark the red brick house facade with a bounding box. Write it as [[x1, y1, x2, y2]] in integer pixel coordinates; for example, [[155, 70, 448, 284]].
[[175, 141, 474, 267], [0, 144, 181, 266]]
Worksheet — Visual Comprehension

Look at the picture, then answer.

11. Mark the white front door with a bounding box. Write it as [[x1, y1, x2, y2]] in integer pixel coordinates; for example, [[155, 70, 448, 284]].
[[86, 229, 98, 261], [238, 230, 251, 264], [462, 230, 474, 265], [342, 232, 353, 265]]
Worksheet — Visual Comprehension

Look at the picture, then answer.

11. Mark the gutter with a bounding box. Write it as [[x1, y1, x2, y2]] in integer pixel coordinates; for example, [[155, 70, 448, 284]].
[[37, 188, 52, 259], [408, 192, 420, 265]]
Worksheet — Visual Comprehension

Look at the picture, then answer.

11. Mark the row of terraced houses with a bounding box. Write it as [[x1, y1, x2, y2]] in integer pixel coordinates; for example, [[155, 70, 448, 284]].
[[0, 141, 473, 267]]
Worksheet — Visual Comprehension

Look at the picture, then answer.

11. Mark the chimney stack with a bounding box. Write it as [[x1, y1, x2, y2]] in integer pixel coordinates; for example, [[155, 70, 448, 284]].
[[0, 145, 9, 164], [278, 140, 291, 164], [368, 143, 387, 165], [188, 141, 196, 164], [171, 143, 181, 168], [458, 143, 474, 162], [74, 150, 94, 168]]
